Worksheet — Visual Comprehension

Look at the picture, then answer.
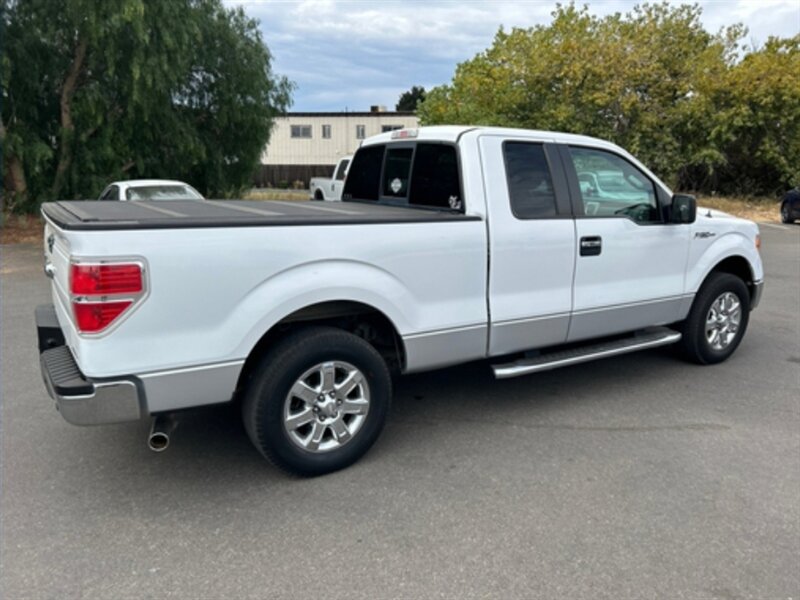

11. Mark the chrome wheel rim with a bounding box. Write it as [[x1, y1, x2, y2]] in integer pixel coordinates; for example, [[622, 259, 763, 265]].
[[705, 291, 742, 351], [283, 361, 370, 453]]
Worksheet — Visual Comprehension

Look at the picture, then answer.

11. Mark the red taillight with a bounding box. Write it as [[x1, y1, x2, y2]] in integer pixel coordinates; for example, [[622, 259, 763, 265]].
[[71, 264, 142, 295], [73, 301, 133, 333], [69, 262, 144, 333]]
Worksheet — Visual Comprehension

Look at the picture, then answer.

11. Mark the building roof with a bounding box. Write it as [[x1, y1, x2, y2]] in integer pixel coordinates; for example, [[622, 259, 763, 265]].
[[281, 111, 416, 118]]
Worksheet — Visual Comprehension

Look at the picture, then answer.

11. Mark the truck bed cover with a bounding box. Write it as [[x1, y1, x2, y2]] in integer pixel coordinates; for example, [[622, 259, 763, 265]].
[[42, 200, 479, 231]]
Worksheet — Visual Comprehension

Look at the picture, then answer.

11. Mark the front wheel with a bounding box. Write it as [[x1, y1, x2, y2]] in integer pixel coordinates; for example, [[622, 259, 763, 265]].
[[242, 327, 391, 476], [679, 272, 750, 365]]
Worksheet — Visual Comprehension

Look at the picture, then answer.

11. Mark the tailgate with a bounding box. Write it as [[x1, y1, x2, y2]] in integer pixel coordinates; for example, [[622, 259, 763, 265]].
[[43, 220, 73, 329]]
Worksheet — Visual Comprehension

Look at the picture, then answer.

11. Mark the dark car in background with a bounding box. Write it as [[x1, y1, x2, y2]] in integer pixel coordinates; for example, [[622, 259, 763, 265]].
[[781, 187, 800, 223]]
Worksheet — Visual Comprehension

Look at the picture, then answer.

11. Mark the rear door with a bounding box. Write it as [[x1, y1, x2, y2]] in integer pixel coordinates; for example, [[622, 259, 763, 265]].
[[560, 145, 690, 342], [479, 134, 577, 356]]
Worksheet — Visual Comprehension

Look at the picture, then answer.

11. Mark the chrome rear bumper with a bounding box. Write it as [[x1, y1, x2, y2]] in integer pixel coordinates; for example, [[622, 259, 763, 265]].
[[37, 304, 143, 425]]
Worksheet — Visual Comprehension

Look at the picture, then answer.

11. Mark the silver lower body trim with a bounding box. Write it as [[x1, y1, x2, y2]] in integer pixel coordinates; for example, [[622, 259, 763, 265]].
[[138, 360, 245, 413], [490, 313, 570, 356], [403, 324, 487, 373], [750, 280, 764, 310], [567, 296, 690, 343]]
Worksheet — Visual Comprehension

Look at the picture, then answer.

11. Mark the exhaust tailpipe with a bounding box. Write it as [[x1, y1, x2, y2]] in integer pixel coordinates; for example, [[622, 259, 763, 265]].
[[148, 414, 178, 452]]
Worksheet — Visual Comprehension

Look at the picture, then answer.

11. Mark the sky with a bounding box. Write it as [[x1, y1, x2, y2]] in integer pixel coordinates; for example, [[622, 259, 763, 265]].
[[226, 0, 800, 112]]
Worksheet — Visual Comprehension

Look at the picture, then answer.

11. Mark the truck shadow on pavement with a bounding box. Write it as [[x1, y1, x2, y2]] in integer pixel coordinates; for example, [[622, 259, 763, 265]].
[[93, 345, 704, 475], [34, 340, 755, 522]]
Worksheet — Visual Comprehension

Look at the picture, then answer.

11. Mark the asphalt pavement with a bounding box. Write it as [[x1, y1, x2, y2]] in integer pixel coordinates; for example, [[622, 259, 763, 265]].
[[1, 224, 798, 599]]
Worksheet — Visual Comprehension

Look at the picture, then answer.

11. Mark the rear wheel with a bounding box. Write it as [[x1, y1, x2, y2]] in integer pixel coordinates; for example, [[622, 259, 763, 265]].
[[242, 327, 391, 476], [679, 272, 750, 365]]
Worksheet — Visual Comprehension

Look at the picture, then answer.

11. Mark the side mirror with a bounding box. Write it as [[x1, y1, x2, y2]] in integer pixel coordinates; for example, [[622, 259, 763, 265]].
[[670, 194, 696, 224]]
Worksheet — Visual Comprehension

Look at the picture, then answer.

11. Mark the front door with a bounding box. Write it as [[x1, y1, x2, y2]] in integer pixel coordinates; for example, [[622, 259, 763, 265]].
[[561, 145, 690, 342]]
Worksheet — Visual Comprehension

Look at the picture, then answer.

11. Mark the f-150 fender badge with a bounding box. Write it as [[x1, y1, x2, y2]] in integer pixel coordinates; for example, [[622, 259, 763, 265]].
[[694, 231, 716, 239]]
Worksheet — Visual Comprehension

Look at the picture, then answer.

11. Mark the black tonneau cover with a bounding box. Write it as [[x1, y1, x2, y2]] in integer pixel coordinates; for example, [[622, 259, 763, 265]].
[[42, 200, 479, 231]]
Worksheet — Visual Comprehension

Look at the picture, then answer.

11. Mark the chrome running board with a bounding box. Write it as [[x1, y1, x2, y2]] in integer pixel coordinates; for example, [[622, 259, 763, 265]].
[[492, 327, 682, 379]]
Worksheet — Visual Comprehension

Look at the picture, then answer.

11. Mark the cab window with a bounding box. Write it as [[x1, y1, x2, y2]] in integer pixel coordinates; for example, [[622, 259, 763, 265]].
[[342, 143, 463, 211], [342, 145, 384, 201], [503, 142, 557, 219], [99, 185, 118, 201], [381, 147, 413, 199], [409, 144, 461, 210], [568, 147, 659, 223], [334, 159, 350, 181]]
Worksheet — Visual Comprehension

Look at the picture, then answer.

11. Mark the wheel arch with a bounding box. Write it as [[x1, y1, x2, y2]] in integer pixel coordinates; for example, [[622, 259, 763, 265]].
[[701, 254, 759, 306], [687, 228, 762, 307], [234, 300, 406, 400]]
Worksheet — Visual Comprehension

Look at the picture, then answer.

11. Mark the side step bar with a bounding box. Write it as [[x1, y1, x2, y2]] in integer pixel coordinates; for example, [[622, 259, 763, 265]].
[[493, 327, 682, 379]]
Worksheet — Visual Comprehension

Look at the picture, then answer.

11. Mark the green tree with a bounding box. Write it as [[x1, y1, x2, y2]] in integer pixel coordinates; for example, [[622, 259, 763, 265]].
[[694, 35, 800, 194], [419, 3, 800, 195], [396, 85, 426, 112], [1, 0, 292, 212]]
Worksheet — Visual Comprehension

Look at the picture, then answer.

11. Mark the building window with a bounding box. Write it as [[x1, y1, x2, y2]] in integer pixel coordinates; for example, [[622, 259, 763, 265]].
[[322, 124, 331, 139], [356, 125, 366, 139], [291, 125, 312, 138], [381, 125, 403, 133]]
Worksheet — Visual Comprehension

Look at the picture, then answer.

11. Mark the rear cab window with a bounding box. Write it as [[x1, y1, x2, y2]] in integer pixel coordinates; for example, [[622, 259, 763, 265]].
[[342, 142, 463, 211]]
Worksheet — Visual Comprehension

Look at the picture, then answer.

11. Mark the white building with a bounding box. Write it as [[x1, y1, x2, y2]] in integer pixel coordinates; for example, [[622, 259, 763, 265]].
[[261, 108, 419, 166], [255, 107, 419, 188]]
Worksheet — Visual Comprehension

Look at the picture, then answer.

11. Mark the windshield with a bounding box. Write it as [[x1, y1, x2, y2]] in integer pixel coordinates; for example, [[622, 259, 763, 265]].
[[125, 185, 203, 201]]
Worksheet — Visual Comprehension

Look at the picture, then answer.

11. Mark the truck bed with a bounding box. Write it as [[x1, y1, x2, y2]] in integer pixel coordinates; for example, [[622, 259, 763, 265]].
[[42, 200, 478, 230]]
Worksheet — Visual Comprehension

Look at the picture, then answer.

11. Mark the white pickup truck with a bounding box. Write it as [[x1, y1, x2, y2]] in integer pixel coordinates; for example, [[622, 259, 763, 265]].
[[308, 155, 351, 201], [37, 126, 764, 476]]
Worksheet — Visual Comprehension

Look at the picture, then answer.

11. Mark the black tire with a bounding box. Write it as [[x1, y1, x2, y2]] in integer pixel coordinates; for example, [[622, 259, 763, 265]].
[[781, 202, 794, 224], [313, 190, 324, 201], [242, 326, 391, 476], [679, 272, 750, 365]]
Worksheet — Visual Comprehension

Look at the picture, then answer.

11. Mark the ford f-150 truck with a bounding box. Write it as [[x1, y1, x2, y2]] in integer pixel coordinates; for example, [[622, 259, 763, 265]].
[[309, 155, 351, 201], [37, 126, 764, 476]]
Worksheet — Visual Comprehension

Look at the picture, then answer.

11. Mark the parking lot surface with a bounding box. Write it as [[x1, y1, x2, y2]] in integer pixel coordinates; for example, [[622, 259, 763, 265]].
[[2, 224, 798, 599]]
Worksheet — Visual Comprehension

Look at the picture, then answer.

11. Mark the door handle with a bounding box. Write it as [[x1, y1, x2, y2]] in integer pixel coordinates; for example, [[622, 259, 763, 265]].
[[580, 236, 602, 256]]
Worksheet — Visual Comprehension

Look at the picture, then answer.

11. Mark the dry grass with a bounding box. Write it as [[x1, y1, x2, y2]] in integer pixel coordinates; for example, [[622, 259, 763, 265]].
[[1, 213, 44, 245], [692, 194, 780, 223], [244, 188, 309, 201], [0, 194, 783, 246]]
